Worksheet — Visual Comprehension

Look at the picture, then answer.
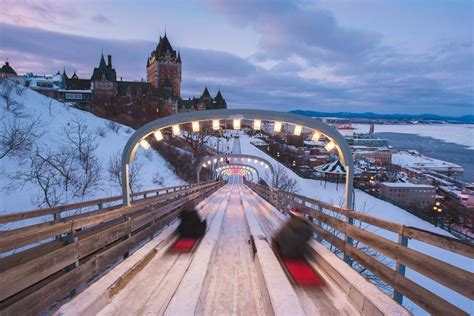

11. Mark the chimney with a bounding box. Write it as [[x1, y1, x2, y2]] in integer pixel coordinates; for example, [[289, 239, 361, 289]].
[[5, 62, 9, 66], [107, 55, 112, 68]]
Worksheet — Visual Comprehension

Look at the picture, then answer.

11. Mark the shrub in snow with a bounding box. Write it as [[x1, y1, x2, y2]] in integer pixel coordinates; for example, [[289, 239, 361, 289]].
[[96, 126, 107, 138], [1, 79, 25, 117], [107, 120, 121, 134], [152, 172, 164, 186]]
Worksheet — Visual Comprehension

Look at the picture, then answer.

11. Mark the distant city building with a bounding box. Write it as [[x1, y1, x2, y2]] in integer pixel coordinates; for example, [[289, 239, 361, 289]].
[[178, 87, 227, 112], [379, 182, 436, 210], [0, 61, 17, 78], [351, 138, 389, 147], [2, 32, 226, 127], [354, 149, 392, 165], [0, 61, 25, 85]]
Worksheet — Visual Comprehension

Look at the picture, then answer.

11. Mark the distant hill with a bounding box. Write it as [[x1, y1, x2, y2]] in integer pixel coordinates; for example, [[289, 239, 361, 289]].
[[290, 110, 474, 123]]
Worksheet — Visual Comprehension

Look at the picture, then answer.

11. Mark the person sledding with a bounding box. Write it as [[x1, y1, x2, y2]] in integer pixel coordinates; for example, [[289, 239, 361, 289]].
[[178, 200, 207, 238], [273, 206, 323, 286], [274, 206, 313, 259], [171, 200, 207, 252]]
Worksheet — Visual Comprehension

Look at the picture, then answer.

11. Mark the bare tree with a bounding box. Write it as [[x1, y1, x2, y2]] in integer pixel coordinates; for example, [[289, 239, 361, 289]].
[[0, 117, 42, 159], [1, 79, 25, 116], [107, 151, 143, 195], [17, 149, 64, 208], [181, 129, 211, 154], [273, 164, 299, 193], [62, 119, 102, 198]]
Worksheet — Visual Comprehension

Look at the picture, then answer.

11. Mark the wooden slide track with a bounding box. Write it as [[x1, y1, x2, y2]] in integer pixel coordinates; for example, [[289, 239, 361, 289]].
[[56, 183, 409, 316]]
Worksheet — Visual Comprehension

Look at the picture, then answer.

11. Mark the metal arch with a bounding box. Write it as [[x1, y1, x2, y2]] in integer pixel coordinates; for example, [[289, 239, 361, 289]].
[[219, 169, 254, 182], [196, 154, 275, 186], [122, 109, 354, 210], [215, 164, 260, 182]]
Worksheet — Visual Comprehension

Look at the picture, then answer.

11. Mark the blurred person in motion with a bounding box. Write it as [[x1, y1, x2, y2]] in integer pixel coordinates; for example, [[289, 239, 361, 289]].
[[274, 206, 313, 258], [178, 200, 207, 238]]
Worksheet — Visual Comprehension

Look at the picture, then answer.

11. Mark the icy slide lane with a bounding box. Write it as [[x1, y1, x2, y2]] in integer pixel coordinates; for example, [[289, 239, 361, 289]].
[[58, 184, 363, 315], [240, 185, 360, 316]]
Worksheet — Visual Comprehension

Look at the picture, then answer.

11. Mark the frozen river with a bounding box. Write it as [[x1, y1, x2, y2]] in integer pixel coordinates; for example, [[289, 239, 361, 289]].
[[376, 132, 474, 182]]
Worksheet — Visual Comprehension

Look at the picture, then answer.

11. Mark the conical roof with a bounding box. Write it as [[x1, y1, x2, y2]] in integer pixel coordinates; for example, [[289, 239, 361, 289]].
[[99, 53, 107, 68], [202, 86, 211, 99], [0, 62, 17, 75]]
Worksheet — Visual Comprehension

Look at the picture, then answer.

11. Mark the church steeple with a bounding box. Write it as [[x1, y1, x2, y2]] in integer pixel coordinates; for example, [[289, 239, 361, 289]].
[[201, 86, 211, 100], [62, 67, 68, 79], [99, 52, 107, 68], [215, 89, 227, 109]]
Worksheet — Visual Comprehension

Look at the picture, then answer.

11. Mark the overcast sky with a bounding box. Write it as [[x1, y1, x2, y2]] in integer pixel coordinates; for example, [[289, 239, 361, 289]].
[[1, 0, 473, 115]]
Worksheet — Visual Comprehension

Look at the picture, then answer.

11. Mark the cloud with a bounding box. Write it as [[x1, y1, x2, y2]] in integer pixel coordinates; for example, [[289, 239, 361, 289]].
[[91, 14, 111, 25], [0, 21, 472, 116], [0, 0, 79, 29]]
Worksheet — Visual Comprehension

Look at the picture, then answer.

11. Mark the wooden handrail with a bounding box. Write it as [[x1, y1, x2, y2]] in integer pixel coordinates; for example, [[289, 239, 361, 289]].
[[0, 181, 224, 313], [0, 182, 213, 224], [0, 182, 220, 253], [253, 184, 473, 258], [246, 182, 473, 316]]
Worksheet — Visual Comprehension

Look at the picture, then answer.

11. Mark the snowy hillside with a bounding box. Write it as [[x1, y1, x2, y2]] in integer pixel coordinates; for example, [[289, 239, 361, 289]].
[[236, 132, 472, 315], [0, 80, 184, 213]]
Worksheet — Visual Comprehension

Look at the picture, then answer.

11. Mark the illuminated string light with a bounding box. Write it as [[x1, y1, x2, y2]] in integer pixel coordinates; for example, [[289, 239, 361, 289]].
[[172, 125, 180, 136], [153, 130, 163, 141], [253, 119, 261, 130], [274, 121, 282, 132], [140, 139, 150, 150], [325, 141, 336, 152], [293, 125, 302, 136], [233, 119, 241, 130]]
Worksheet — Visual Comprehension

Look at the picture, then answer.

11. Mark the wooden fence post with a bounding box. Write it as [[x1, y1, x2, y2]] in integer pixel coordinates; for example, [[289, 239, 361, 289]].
[[315, 205, 324, 242], [394, 231, 409, 304]]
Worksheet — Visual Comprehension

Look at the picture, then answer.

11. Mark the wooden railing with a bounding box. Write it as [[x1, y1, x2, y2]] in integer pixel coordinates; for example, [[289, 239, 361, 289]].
[[0, 181, 224, 315], [246, 182, 473, 316], [0, 183, 200, 225]]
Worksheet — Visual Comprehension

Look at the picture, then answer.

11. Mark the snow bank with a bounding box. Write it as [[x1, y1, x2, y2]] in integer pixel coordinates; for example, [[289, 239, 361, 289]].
[[0, 82, 184, 213]]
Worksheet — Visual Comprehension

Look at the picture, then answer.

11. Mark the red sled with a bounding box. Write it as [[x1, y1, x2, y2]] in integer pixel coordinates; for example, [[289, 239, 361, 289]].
[[170, 237, 200, 252], [282, 258, 324, 287], [272, 240, 324, 287]]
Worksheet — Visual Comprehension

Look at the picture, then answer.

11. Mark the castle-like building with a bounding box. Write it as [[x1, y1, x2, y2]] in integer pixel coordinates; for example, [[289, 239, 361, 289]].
[[0, 33, 226, 127], [145, 33, 227, 114]]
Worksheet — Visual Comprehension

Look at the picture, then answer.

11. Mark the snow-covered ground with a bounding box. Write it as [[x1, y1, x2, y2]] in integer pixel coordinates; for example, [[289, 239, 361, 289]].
[[0, 81, 184, 214], [235, 132, 472, 315], [351, 124, 474, 150]]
